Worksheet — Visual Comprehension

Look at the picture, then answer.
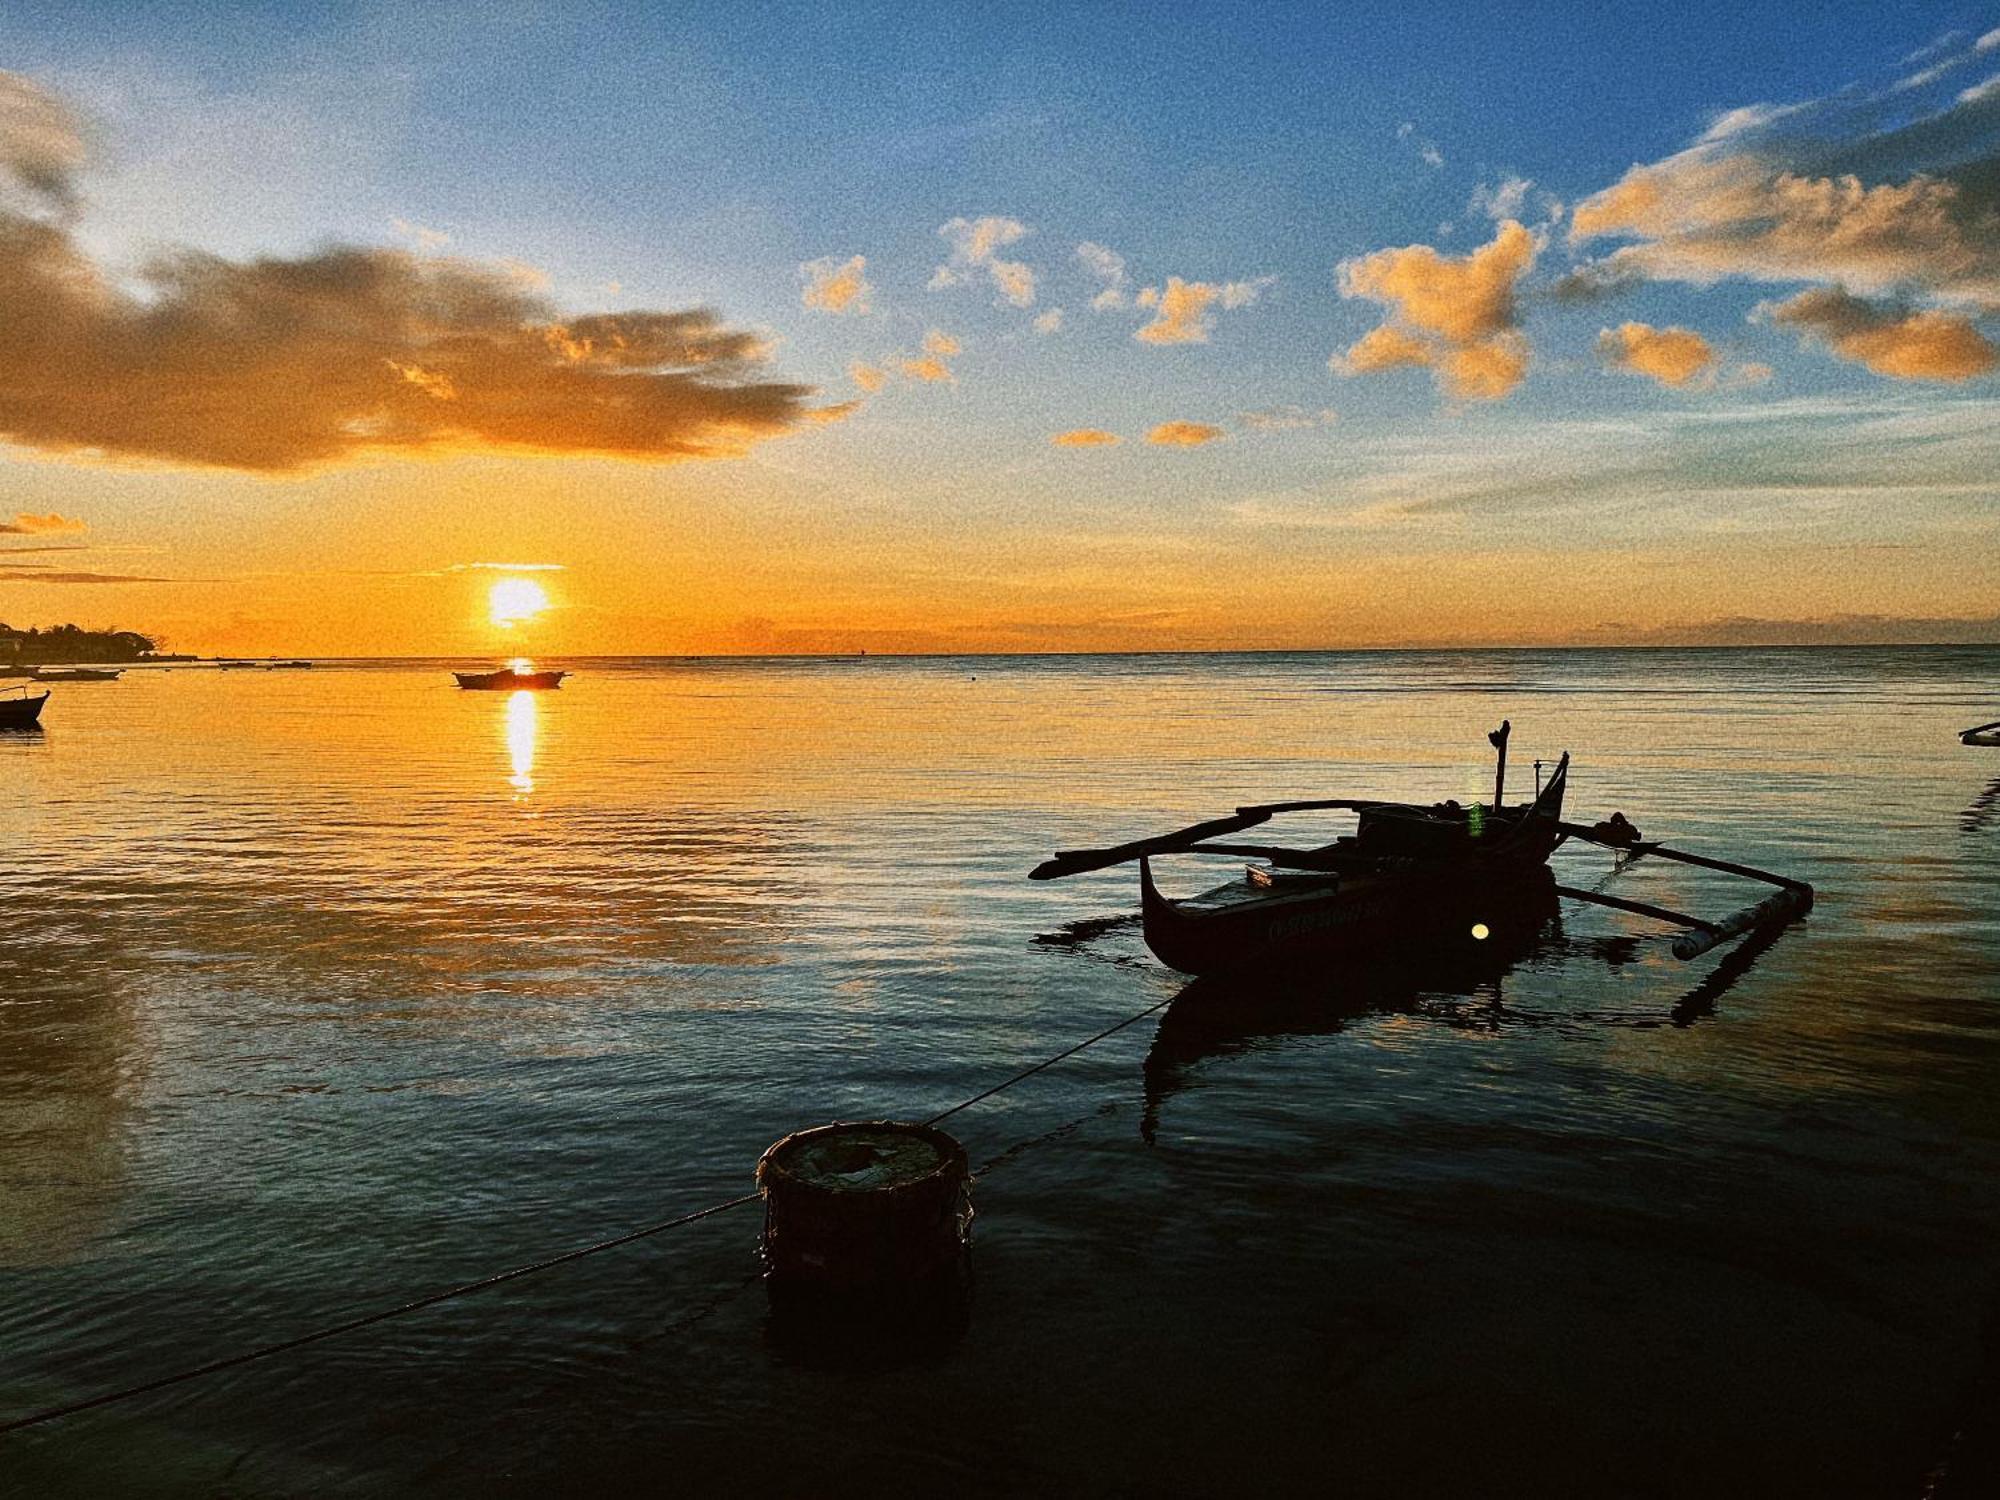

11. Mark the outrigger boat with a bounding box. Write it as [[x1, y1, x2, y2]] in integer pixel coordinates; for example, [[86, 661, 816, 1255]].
[[1962, 719, 2000, 748], [0, 686, 49, 730], [1031, 722, 1814, 977]]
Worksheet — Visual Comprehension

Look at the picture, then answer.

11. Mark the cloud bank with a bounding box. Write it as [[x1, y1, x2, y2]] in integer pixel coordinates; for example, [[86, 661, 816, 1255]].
[[0, 72, 812, 473]]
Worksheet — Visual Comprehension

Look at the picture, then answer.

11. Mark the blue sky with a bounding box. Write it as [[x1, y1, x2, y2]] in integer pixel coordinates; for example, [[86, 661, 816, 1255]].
[[0, 2, 1996, 652]]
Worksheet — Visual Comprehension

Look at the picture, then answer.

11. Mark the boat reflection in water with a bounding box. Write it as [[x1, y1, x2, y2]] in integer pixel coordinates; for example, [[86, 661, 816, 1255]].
[[504, 688, 537, 794], [1137, 866, 1786, 1140]]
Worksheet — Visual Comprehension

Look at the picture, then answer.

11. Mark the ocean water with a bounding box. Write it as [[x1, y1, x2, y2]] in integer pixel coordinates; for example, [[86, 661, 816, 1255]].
[[2, 647, 1997, 1496]]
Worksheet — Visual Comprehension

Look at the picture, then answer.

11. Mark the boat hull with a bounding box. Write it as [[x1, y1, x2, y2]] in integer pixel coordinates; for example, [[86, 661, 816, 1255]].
[[0, 691, 49, 729], [1141, 856, 1559, 977], [454, 670, 566, 691], [1139, 758, 1570, 977]]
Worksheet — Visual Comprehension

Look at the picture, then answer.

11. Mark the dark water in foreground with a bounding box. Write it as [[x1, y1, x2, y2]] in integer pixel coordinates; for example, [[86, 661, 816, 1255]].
[[3, 647, 1998, 1496]]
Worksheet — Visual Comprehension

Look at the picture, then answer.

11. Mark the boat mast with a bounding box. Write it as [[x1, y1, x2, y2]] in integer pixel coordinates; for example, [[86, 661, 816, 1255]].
[[1489, 719, 1510, 808]]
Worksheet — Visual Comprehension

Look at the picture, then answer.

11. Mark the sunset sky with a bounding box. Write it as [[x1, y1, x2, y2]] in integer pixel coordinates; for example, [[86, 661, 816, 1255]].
[[1, 2, 1997, 655]]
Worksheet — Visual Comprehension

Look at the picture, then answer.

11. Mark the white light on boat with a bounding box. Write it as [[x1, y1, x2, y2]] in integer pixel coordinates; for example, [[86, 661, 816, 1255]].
[[1470, 923, 1490, 941]]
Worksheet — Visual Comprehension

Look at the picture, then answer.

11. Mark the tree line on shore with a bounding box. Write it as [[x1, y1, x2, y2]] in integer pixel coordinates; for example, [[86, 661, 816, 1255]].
[[0, 623, 161, 662]]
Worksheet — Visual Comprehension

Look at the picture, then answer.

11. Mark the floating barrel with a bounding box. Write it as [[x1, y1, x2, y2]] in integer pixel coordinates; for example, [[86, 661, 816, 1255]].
[[756, 1121, 973, 1306]]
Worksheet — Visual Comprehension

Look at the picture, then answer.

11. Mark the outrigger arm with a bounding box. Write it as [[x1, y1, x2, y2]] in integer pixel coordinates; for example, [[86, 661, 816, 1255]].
[[1028, 799, 1388, 881], [1551, 820, 1814, 960]]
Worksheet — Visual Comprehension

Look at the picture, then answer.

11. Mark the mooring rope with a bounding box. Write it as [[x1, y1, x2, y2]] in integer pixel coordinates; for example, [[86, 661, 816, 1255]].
[[1, 984, 1171, 1437], [925, 991, 1177, 1128]]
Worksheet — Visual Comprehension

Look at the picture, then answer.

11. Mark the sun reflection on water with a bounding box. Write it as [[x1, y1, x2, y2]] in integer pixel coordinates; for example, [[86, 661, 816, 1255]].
[[505, 688, 537, 794]]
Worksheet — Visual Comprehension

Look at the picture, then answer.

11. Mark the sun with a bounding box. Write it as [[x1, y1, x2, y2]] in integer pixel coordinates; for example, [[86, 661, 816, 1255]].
[[489, 577, 550, 628]]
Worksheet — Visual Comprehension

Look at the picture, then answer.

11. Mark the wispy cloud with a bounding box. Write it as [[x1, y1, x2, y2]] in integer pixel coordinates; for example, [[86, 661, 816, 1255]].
[[1238, 406, 1338, 432], [1051, 428, 1120, 447], [1077, 241, 1127, 309], [931, 215, 1035, 307], [1133, 275, 1271, 345], [0, 510, 86, 533], [0, 70, 85, 211]]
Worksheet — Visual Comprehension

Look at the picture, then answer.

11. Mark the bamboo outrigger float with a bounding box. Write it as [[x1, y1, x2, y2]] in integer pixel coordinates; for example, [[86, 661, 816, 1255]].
[[1031, 723, 1814, 977]]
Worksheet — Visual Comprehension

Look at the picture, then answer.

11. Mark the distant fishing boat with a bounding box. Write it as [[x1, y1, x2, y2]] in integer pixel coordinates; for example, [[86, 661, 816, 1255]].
[[454, 664, 566, 691], [0, 686, 49, 729], [1032, 722, 1813, 976], [28, 667, 121, 682], [1962, 719, 2000, 747]]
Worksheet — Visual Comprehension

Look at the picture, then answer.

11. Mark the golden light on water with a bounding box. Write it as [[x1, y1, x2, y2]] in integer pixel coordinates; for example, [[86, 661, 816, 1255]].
[[490, 577, 550, 629], [505, 689, 537, 794]]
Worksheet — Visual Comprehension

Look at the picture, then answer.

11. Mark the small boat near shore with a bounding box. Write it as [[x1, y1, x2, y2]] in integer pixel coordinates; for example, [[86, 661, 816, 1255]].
[[28, 667, 121, 682], [0, 686, 49, 729], [1962, 719, 2000, 747], [1032, 722, 1813, 977], [454, 665, 566, 691]]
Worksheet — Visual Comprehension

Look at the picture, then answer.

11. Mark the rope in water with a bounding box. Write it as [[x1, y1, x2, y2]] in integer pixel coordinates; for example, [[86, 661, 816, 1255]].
[[1, 982, 1171, 1437]]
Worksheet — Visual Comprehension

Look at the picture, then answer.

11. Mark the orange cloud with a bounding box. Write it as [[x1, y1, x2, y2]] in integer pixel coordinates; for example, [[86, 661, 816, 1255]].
[[1596, 322, 1718, 387], [0, 510, 86, 533], [1439, 336, 1530, 401], [1765, 288, 1996, 382], [901, 356, 954, 384], [923, 328, 961, 357], [1051, 428, 1120, 447], [850, 361, 888, 393], [1335, 221, 1538, 400], [803, 399, 864, 425], [1337, 324, 1432, 374], [1134, 275, 1270, 345], [0, 218, 810, 472], [1147, 421, 1226, 446], [801, 254, 871, 315], [1341, 220, 1536, 344]]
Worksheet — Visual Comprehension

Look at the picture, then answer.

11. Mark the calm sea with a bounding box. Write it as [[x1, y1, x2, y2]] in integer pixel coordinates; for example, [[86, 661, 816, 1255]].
[[3, 648, 1998, 1496]]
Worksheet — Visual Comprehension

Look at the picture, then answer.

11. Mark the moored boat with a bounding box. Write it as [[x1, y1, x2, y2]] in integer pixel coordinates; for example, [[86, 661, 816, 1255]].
[[0, 687, 49, 729], [1136, 756, 1570, 977], [28, 667, 121, 682], [1032, 723, 1813, 977], [454, 666, 566, 691], [1962, 719, 2000, 747]]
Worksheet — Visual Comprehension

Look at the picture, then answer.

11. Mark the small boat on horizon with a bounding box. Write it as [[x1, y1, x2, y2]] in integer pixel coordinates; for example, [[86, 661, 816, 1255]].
[[0, 686, 49, 730], [454, 664, 566, 691], [28, 667, 122, 682]]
